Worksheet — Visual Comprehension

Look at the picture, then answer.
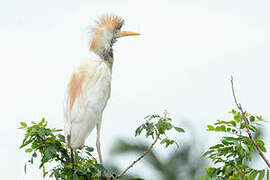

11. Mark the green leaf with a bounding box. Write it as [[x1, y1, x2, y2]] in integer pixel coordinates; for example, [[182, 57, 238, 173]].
[[249, 170, 258, 180], [174, 126, 185, 133], [156, 120, 172, 134], [256, 139, 267, 152], [38, 128, 46, 139], [44, 148, 52, 159], [25, 148, 33, 153], [209, 144, 224, 149], [258, 170, 265, 180], [47, 145, 57, 155], [207, 125, 215, 131], [215, 126, 221, 131], [160, 138, 174, 147], [85, 146, 94, 152], [145, 122, 155, 137], [73, 171, 79, 179], [20, 139, 33, 149], [39, 118, 45, 126], [144, 114, 160, 121], [57, 134, 65, 142], [51, 129, 62, 132], [93, 164, 105, 172], [135, 125, 144, 136], [256, 115, 263, 121], [250, 116, 255, 122], [240, 123, 245, 129], [231, 121, 237, 127], [42, 172, 48, 178], [20, 122, 27, 128], [234, 112, 242, 122], [202, 150, 215, 157]]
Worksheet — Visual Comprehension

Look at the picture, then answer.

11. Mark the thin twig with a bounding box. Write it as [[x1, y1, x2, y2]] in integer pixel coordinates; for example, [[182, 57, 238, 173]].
[[117, 135, 160, 178], [230, 76, 270, 168], [71, 149, 74, 164], [70, 148, 74, 172]]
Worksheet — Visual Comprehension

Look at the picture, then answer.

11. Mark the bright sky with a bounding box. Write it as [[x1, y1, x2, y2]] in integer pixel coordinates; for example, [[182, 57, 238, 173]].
[[1, 0, 270, 179]]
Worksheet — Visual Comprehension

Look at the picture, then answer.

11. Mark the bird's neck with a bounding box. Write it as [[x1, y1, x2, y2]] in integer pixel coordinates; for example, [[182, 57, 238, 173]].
[[101, 48, 114, 64], [91, 45, 114, 63], [90, 37, 114, 70], [90, 32, 115, 64], [99, 48, 114, 72]]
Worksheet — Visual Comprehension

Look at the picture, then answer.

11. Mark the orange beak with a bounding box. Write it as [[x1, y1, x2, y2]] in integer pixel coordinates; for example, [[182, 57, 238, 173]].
[[117, 31, 140, 38]]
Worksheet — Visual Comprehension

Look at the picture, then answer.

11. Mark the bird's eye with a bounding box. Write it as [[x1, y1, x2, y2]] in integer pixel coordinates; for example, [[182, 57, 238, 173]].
[[114, 29, 119, 36]]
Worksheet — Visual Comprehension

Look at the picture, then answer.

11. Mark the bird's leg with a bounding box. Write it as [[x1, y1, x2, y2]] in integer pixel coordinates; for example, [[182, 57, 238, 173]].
[[70, 148, 75, 172], [96, 123, 103, 164], [71, 148, 74, 164]]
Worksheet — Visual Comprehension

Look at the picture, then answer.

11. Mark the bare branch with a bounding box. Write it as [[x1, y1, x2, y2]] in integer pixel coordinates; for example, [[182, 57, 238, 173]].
[[117, 135, 159, 178], [230, 76, 270, 169]]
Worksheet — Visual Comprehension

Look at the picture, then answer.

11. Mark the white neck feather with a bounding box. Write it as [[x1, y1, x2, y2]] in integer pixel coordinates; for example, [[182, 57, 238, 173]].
[[91, 28, 115, 63]]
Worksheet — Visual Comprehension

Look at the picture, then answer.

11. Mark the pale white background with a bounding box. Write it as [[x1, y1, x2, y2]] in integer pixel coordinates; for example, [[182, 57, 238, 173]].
[[0, 0, 270, 179]]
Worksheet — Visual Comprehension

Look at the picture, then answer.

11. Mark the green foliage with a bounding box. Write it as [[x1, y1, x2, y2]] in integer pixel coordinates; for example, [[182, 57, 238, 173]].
[[19, 118, 105, 180], [135, 110, 185, 148], [19, 110, 269, 180], [19, 111, 184, 179], [200, 109, 269, 180]]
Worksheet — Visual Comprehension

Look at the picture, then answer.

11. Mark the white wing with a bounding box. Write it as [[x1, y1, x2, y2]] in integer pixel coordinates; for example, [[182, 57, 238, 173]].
[[64, 58, 111, 149]]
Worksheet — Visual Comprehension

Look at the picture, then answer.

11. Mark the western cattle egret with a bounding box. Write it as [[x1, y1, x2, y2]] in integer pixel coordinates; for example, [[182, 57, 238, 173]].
[[64, 15, 139, 163]]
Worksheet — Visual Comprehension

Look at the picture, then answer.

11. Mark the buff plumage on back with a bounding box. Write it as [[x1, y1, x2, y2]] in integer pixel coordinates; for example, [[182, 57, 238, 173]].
[[68, 72, 85, 109], [67, 66, 88, 110], [67, 62, 98, 112]]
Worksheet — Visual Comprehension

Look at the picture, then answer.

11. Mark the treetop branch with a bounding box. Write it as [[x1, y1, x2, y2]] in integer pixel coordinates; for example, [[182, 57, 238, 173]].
[[230, 76, 270, 169], [117, 134, 160, 178]]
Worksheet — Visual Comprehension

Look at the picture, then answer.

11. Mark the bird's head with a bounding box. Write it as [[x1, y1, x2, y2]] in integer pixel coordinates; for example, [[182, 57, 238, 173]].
[[90, 15, 140, 61]]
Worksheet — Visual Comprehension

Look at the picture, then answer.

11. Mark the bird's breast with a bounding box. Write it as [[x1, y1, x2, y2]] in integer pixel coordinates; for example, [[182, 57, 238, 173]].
[[66, 60, 112, 120], [84, 64, 111, 110], [80, 61, 112, 111]]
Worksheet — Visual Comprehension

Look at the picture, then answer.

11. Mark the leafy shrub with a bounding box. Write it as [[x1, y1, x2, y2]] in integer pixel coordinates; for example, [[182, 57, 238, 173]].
[[19, 111, 185, 180], [199, 109, 269, 180], [19, 118, 104, 180]]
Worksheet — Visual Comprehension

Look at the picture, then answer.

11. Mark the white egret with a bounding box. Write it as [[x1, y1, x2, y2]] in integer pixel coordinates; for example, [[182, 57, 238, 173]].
[[64, 15, 140, 163]]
